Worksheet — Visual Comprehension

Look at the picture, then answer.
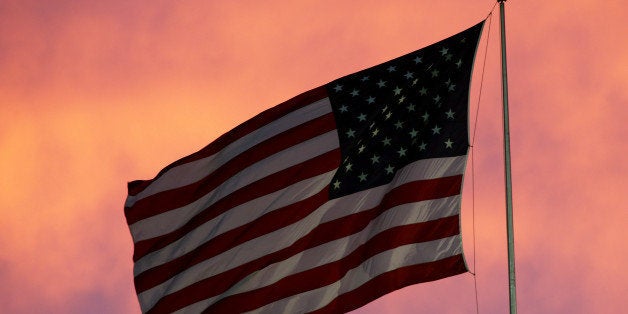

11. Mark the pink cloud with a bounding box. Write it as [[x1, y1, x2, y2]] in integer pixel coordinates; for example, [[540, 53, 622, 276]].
[[1, 0, 627, 313]]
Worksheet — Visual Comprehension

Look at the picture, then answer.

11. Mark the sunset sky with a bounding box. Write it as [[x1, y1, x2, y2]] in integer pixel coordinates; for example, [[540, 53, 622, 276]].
[[1, 0, 627, 313]]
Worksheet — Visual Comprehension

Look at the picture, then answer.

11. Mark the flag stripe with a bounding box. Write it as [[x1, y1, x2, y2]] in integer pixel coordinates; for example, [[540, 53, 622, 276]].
[[209, 215, 460, 313], [130, 169, 334, 244], [126, 87, 329, 198], [128, 126, 338, 240], [126, 112, 336, 225], [133, 155, 465, 268], [244, 237, 464, 314], [133, 170, 334, 275], [299, 254, 466, 314], [149, 196, 461, 314], [307, 254, 467, 314], [137, 174, 462, 311], [172, 253, 466, 314], [133, 157, 463, 280], [133, 156, 465, 290], [134, 181, 331, 292], [132, 148, 341, 262], [196, 216, 461, 313]]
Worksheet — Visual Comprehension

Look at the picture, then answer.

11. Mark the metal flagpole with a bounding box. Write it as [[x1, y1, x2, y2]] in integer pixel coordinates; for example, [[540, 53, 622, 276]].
[[497, 1, 517, 313]]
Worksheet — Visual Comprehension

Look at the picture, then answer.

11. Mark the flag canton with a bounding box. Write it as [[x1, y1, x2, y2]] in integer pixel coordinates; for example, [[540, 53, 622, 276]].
[[326, 22, 483, 198]]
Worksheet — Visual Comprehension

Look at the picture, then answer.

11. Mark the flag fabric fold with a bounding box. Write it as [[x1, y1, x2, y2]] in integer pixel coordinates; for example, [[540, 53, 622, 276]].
[[125, 21, 484, 313]]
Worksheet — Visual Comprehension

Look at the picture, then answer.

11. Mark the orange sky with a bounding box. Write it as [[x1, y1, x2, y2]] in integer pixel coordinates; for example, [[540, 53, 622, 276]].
[[1, 0, 627, 313]]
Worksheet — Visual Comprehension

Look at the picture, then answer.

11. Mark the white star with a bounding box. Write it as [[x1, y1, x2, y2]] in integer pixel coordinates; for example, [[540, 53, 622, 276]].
[[445, 53, 453, 61], [448, 84, 456, 92], [419, 142, 427, 151], [345, 162, 353, 171], [361, 76, 370, 82], [394, 121, 404, 129], [377, 80, 387, 88], [398, 96, 405, 104], [346, 129, 356, 138], [440, 47, 449, 56], [382, 137, 391, 146], [407, 104, 415, 112], [445, 109, 455, 119], [387, 65, 396, 72], [339, 105, 348, 113], [333, 84, 343, 92], [350, 89, 359, 97], [385, 112, 392, 120], [381, 105, 388, 113], [409, 129, 418, 138], [397, 147, 407, 157], [419, 87, 428, 95], [333, 180, 341, 189], [366, 96, 375, 104], [358, 145, 366, 153], [393, 86, 402, 95], [357, 113, 367, 121], [456, 59, 463, 68], [413, 56, 422, 64], [358, 172, 368, 182], [412, 78, 418, 86], [444, 138, 454, 148], [404, 71, 414, 79], [385, 164, 395, 174], [432, 125, 442, 135], [422, 112, 430, 122], [433, 94, 441, 103], [371, 128, 379, 137], [431, 69, 439, 77], [370, 155, 380, 164]]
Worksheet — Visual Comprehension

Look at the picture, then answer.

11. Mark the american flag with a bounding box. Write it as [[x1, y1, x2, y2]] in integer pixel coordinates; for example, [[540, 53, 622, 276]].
[[125, 21, 484, 313]]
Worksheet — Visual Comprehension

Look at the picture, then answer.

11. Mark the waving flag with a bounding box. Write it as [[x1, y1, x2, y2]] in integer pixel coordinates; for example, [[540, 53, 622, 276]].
[[125, 21, 484, 313]]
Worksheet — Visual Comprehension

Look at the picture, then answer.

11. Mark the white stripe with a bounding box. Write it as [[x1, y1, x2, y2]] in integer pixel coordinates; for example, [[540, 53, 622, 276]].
[[248, 235, 463, 314], [133, 170, 336, 274], [173, 195, 461, 313], [126, 98, 332, 207], [135, 154, 464, 278], [129, 130, 339, 243], [137, 156, 466, 311], [138, 179, 385, 310]]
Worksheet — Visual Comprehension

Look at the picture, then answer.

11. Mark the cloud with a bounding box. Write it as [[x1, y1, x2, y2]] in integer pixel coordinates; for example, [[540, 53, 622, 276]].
[[1, 0, 627, 313]]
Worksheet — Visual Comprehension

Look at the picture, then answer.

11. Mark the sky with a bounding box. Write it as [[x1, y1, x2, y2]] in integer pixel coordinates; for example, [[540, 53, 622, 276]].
[[1, 0, 627, 313]]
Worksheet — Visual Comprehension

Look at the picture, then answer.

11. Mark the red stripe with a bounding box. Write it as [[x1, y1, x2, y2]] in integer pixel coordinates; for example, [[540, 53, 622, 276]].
[[309, 254, 467, 314], [202, 216, 462, 313], [132, 148, 341, 262], [136, 175, 461, 292], [134, 186, 330, 293], [145, 175, 462, 313], [128, 86, 329, 196], [125, 112, 336, 225]]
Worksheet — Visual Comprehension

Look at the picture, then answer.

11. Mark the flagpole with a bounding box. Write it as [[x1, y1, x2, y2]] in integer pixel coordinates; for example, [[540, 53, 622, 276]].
[[498, 1, 517, 313]]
